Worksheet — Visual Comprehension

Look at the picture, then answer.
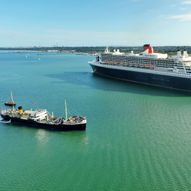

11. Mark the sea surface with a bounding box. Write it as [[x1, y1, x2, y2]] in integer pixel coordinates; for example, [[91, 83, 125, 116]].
[[0, 52, 191, 191]]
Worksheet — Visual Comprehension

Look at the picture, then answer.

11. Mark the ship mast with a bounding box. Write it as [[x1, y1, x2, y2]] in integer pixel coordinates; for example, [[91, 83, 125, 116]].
[[10, 91, 14, 103], [65, 99, 68, 120], [10, 91, 15, 110]]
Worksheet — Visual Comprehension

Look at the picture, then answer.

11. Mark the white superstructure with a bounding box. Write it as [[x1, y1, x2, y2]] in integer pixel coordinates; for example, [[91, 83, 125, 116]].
[[99, 44, 191, 75]]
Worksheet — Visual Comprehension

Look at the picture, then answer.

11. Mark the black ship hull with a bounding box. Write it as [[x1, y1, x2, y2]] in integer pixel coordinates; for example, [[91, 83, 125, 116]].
[[1, 115, 86, 131], [90, 63, 191, 92]]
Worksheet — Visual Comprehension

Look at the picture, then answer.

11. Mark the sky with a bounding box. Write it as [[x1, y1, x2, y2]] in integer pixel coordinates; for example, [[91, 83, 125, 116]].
[[0, 0, 191, 47]]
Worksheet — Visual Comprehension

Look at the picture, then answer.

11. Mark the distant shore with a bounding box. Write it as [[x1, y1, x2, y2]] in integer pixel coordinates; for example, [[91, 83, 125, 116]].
[[0, 46, 191, 55]]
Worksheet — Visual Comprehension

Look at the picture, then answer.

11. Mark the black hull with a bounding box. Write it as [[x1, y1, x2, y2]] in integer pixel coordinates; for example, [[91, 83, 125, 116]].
[[4, 102, 16, 107], [1, 115, 86, 131], [90, 64, 191, 92]]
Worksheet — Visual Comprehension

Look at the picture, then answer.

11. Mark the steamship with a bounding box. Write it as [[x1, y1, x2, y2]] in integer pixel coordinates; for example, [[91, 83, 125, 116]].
[[1, 103, 87, 131], [89, 44, 191, 92]]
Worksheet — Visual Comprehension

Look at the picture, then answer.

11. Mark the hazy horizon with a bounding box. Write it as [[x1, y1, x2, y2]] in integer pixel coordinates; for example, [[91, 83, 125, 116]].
[[1, 45, 191, 49]]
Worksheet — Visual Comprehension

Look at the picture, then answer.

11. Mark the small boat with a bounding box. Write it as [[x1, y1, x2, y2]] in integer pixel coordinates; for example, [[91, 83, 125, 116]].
[[0, 119, 11, 124], [0, 101, 87, 131], [4, 102, 16, 107], [0, 115, 11, 124], [4, 92, 16, 107]]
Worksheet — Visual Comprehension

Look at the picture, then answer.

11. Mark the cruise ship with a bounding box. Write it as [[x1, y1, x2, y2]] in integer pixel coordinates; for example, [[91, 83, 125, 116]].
[[89, 44, 191, 92]]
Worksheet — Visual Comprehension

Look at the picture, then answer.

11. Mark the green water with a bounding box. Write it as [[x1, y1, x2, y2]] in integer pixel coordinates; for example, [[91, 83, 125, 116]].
[[0, 52, 191, 191]]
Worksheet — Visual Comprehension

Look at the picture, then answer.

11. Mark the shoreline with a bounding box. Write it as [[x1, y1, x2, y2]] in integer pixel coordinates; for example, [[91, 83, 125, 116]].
[[1, 46, 191, 55]]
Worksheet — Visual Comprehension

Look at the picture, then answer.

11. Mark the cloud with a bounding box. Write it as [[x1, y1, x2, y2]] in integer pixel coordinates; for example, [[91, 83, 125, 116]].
[[168, 1, 191, 22], [182, 0, 191, 5], [170, 13, 191, 21]]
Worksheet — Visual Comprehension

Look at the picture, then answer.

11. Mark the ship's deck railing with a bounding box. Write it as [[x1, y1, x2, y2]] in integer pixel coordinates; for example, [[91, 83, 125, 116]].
[[100, 54, 190, 70], [99, 61, 191, 77]]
